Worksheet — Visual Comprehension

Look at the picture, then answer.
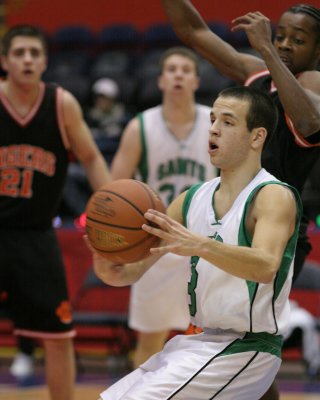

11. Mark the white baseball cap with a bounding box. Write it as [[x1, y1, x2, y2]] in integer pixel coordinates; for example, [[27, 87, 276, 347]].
[[92, 78, 119, 99]]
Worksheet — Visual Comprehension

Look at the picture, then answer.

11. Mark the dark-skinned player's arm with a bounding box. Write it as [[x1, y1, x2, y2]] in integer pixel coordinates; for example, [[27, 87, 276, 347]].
[[232, 11, 320, 138], [160, 0, 264, 82]]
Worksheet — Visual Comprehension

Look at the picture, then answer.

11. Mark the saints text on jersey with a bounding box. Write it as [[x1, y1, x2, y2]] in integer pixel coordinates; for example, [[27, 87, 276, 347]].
[[158, 157, 206, 181]]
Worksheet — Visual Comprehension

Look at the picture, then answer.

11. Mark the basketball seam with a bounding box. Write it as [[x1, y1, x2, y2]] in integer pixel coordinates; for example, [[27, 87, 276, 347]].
[[134, 181, 164, 229], [86, 215, 142, 230], [134, 181, 156, 209], [97, 188, 147, 216], [93, 234, 158, 255]]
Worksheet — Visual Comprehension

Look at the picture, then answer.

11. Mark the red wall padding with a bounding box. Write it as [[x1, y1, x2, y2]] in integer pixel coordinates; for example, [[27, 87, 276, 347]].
[[6, 0, 320, 34]]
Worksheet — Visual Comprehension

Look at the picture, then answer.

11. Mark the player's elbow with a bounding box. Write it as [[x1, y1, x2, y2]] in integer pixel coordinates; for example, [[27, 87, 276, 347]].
[[258, 271, 276, 284], [175, 23, 204, 46], [81, 150, 102, 168], [173, 27, 193, 46], [296, 117, 320, 137], [257, 257, 280, 284]]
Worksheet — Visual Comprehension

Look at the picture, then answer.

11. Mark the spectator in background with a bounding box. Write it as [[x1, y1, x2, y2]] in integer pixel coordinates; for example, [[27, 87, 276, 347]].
[[86, 77, 130, 141]]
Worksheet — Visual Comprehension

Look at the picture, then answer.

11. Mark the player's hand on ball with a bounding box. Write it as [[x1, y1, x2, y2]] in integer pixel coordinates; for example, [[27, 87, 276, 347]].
[[143, 209, 203, 257]]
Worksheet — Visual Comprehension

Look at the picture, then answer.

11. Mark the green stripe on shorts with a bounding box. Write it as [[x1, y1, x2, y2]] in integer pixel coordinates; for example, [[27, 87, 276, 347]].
[[218, 332, 283, 359]]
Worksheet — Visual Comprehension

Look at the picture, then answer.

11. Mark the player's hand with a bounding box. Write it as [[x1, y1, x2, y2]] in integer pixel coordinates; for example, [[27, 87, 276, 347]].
[[231, 12, 273, 53], [83, 235, 124, 283], [143, 209, 204, 257]]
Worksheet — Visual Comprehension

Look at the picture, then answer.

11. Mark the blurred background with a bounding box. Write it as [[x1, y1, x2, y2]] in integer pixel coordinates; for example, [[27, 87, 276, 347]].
[[0, 1, 320, 398]]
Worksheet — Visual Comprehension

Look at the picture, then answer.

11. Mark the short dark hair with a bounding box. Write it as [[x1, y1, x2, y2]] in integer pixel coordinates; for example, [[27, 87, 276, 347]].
[[159, 46, 200, 75], [286, 4, 320, 42], [217, 86, 279, 139], [1, 25, 48, 56]]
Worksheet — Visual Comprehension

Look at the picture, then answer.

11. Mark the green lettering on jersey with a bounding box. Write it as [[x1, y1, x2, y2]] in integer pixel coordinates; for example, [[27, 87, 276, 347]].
[[213, 232, 223, 243], [177, 158, 188, 174], [157, 158, 206, 181]]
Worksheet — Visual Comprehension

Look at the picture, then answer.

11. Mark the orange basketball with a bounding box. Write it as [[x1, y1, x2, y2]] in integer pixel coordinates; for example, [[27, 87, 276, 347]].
[[85, 179, 166, 264]]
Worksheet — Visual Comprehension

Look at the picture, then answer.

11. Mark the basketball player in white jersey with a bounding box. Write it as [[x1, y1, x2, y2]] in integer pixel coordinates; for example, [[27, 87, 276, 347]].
[[89, 86, 301, 400], [111, 46, 217, 368]]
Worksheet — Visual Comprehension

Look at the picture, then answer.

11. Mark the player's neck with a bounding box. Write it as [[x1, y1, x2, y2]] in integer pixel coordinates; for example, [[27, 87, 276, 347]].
[[2, 79, 42, 99], [219, 163, 262, 196], [162, 100, 196, 123], [162, 103, 197, 140], [1, 80, 43, 115], [215, 164, 262, 220]]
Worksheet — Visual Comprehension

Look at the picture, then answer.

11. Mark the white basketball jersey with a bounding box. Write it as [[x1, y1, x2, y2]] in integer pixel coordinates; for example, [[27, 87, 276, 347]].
[[136, 104, 217, 206], [183, 168, 301, 336]]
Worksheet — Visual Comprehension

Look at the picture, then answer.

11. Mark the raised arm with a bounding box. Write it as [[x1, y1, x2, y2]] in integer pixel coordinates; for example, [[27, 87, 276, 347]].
[[233, 11, 320, 137], [161, 0, 264, 82], [143, 184, 299, 284], [62, 90, 111, 191]]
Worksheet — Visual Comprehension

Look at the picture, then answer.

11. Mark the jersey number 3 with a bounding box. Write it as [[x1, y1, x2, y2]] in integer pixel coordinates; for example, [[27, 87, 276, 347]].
[[188, 256, 199, 316]]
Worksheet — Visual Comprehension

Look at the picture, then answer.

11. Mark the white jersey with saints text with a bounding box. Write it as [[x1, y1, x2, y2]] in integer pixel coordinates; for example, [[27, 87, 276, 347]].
[[136, 104, 216, 205]]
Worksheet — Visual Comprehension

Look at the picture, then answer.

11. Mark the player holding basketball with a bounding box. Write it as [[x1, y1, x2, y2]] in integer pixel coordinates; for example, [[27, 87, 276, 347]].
[[110, 46, 217, 368], [0, 25, 111, 400], [88, 86, 301, 400], [160, 2, 320, 398]]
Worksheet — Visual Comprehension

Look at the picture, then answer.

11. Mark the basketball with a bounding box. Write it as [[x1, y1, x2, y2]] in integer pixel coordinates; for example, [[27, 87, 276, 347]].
[[85, 179, 166, 264]]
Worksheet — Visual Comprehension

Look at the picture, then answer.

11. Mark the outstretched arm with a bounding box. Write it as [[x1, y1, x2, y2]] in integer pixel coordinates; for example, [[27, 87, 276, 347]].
[[161, 0, 264, 82], [143, 184, 298, 283]]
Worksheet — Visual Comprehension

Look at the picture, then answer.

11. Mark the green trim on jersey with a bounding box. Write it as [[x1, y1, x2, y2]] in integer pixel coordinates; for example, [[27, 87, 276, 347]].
[[182, 183, 204, 227], [238, 181, 302, 331], [137, 112, 148, 182], [218, 332, 283, 359]]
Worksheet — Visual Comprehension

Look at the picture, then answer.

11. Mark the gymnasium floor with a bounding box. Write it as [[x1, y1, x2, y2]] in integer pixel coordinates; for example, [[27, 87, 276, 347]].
[[1, 347, 320, 400]]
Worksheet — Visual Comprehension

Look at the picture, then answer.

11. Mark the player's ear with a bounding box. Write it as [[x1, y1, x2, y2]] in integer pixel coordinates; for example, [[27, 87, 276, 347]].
[[251, 127, 267, 149]]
